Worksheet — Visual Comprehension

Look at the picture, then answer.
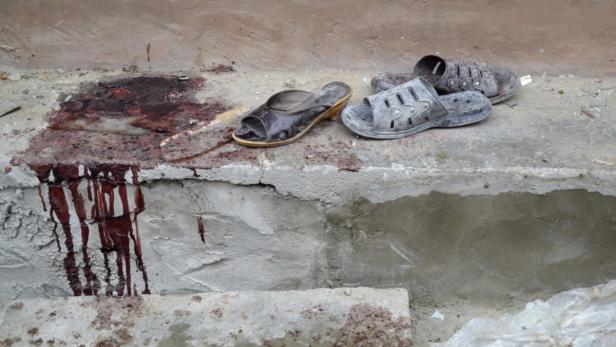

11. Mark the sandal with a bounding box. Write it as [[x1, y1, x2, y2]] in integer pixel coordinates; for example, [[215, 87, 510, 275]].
[[342, 77, 491, 139], [232, 82, 352, 147], [372, 55, 520, 104]]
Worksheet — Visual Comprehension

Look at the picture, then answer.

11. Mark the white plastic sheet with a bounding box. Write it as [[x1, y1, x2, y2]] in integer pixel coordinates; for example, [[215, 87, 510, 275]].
[[440, 281, 616, 347]]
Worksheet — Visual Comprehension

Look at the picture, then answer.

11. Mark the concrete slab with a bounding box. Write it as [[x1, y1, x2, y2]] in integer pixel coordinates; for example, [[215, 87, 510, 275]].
[[0, 287, 412, 347], [1, 68, 616, 345], [1, 69, 616, 202]]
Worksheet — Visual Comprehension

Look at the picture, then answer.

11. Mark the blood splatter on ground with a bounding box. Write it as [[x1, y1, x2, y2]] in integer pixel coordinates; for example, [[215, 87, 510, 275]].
[[48, 76, 228, 135], [14, 75, 237, 168]]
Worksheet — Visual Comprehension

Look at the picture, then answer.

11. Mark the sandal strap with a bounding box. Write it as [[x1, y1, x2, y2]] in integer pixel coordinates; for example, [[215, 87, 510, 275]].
[[443, 60, 496, 94], [414, 55, 499, 97], [239, 104, 326, 141], [365, 77, 447, 131]]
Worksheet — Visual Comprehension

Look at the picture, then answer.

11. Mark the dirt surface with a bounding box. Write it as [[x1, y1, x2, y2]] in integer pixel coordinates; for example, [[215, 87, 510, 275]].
[[1, 1, 615, 76]]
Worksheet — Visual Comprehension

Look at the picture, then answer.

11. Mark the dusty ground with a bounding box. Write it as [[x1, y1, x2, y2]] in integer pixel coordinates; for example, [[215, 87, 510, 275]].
[[1, 1, 616, 75]]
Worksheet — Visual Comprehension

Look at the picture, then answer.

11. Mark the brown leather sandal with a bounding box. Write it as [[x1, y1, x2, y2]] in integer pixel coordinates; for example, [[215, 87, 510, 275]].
[[232, 82, 351, 147]]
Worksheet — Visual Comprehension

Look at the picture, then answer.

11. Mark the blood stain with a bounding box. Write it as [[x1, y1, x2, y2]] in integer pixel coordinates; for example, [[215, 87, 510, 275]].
[[14, 75, 232, 169], [196, 216, 205, 243], [31, 163, 150, 296]]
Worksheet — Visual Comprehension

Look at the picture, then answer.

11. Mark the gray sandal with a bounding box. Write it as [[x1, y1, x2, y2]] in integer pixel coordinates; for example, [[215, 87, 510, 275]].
[[342, 77, 491, 139], [372, 55, 520, 104]]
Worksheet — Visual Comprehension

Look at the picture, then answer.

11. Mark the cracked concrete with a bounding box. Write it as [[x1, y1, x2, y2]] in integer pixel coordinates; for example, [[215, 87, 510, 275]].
[[2, 2, 616, 345], [4, 176, 616, 302], [2, 180, 616, 344], [1, 69, 616, 345]]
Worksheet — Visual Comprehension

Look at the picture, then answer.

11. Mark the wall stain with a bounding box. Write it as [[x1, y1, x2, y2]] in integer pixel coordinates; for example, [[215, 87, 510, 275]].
[[11, 74, 237, 296], [30, 163, 150, 296], [196, 216, 205, 243]]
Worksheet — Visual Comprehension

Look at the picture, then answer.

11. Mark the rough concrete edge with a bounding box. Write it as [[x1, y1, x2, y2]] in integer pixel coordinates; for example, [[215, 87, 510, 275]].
[[0, 287, 410, 311], [0, 287, 412, 345], [3, 163, 616, 205]]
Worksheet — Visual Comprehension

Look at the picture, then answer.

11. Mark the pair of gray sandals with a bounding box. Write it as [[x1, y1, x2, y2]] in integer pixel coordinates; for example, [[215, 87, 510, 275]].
[[342, 55, 520, 139], [233, 55, 520, 145]]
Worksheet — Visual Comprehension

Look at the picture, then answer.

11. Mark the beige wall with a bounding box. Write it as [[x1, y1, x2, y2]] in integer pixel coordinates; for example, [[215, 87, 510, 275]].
[[1, 0, 615, 75]]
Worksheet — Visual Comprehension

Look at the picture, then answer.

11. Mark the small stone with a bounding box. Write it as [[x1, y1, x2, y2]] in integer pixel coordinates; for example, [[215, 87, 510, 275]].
[[123, 65, 138, 72], [9, 73, 21, 81], [431, 310, 445, 321], [283, 78, 297, 88]]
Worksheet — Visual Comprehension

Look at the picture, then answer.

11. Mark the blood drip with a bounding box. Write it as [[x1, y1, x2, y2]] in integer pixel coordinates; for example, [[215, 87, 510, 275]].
[[31, 162, 150, 296]]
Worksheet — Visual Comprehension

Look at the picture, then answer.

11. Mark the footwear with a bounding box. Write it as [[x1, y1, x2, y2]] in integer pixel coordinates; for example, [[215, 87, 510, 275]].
[[232, 82, 352, 147], [342, 77, 491, 139], [372, 55, 521, 104]]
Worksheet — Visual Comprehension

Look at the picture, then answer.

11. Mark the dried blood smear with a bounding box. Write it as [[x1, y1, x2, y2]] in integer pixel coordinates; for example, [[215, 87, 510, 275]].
[[19, 76, 230, 166], [196, 216, 206, 243], [15, 75, 239, 296]]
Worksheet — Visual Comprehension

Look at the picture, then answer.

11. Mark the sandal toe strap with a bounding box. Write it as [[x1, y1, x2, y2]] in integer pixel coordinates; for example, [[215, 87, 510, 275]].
[[366, 78, 447, 131], [439, 60, 498, 96]]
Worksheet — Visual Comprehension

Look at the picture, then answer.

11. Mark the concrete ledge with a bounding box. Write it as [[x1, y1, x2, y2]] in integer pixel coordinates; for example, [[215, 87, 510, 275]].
[[0, 288, 412, 347], [2, 70, 616, 204]]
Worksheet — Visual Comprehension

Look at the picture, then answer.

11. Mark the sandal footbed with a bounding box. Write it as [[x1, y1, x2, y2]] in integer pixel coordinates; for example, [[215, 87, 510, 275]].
[[372, 64, 520, 104], [341, 91, 491, 139]]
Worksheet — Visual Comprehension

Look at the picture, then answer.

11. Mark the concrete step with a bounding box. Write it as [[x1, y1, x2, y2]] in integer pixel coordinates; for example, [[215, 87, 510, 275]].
[[0, 287, 412, 347], [1, 69, 616, 345]]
